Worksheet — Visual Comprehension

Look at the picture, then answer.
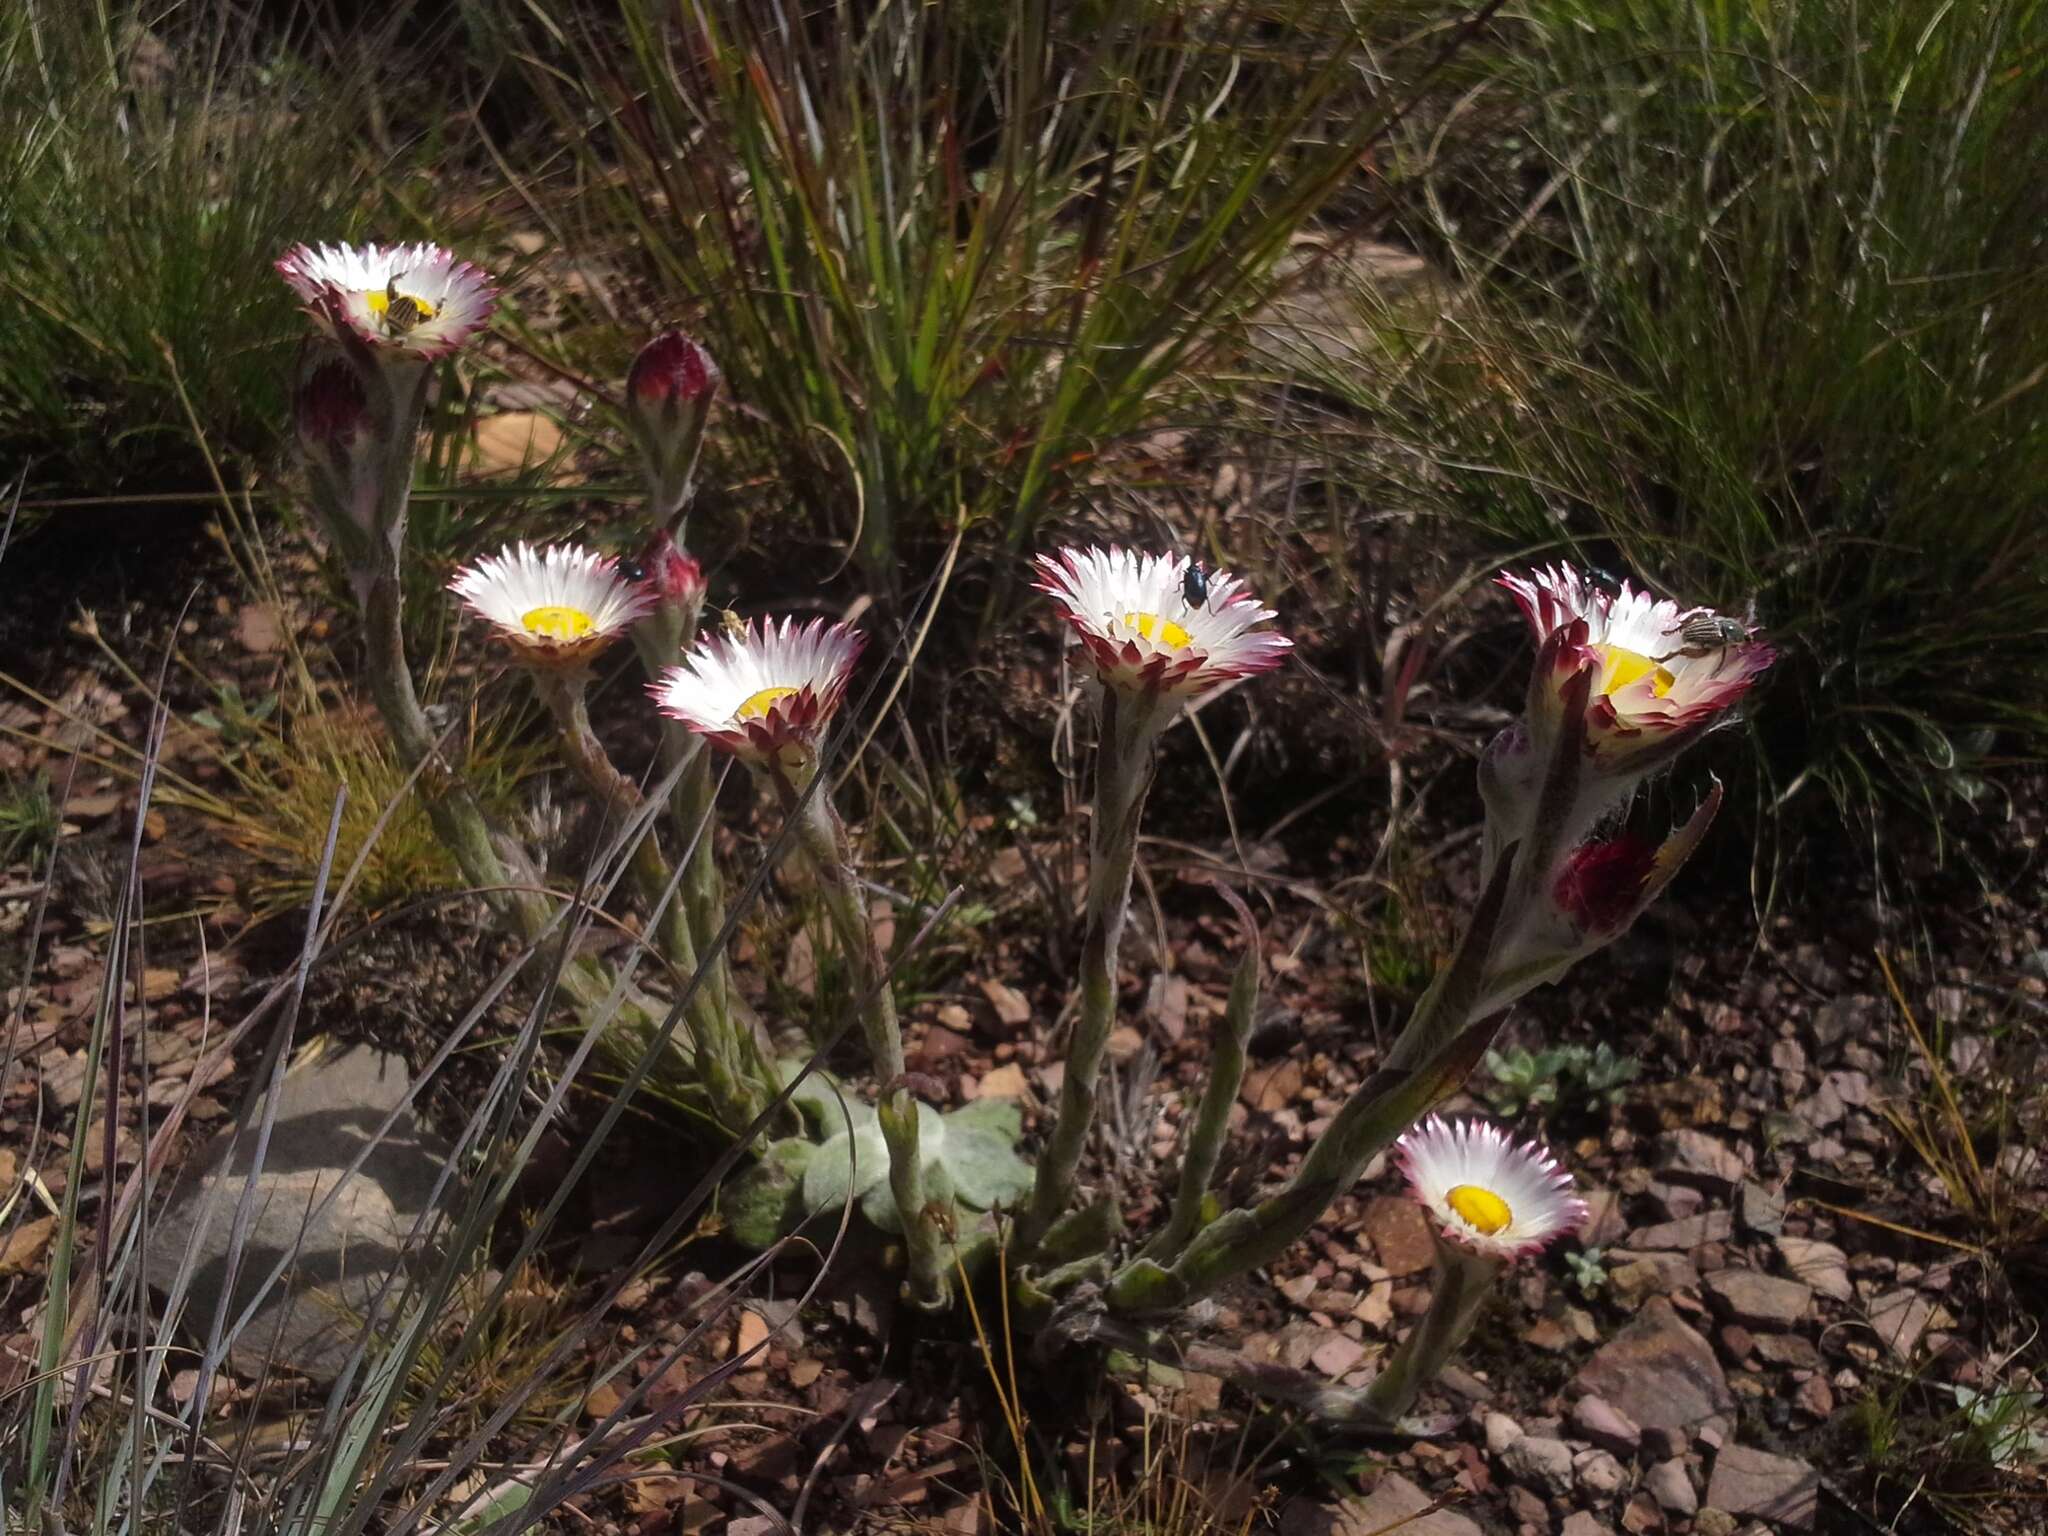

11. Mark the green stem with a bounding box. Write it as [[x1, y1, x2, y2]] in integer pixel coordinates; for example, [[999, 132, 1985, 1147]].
[[1098, 688, 1595, 1313], [783, 776, 946, 1308], [1104, 843, 1523, 1314], [633, 605, 736, 1028], [1358, 1237, 1501, 1423], [537, 673, 775, 1133], [1145, 938, 1257, 1263], [363, 569, 536, 926], [1018, 689, 1164, 1254], [535, 674, 696, 970]]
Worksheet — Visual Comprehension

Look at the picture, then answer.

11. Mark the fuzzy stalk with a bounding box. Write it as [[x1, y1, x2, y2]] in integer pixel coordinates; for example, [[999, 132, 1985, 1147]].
[[1017, 689, 1167, 1254], [1097, 684, 1597, 1312], [632, 607, 734, 1027], [782, 774, 946, 1309], [1357, 1235, 1501, 1423], [1102, 839, 1523, 1314], [537, 670, 775, 1133], [534, 672, 697, 960], [1144, 938, 1258, 1263], [338, 356, 622, 1022], [349, 362, 540, 935]]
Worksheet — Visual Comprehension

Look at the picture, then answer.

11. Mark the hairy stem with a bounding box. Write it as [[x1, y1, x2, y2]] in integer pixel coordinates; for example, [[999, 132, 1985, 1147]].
[[784, 776, 946, 1308], [1018, 690, 1164, 1254], [1360, 1238, 1500, 1422], [1145, 937, 1258, 1263], [1104, 844, 1522, 1313]]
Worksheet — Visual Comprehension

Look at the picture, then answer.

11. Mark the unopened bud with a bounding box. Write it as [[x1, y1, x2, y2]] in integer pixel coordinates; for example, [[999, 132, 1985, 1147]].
[[634, 530, 706, 607], [629, 330, 719, 404], [626, 331, 719, 528], [295, 357, 370, 454], [293, 354, 383, 589], [1552, 836, 1657, 935]]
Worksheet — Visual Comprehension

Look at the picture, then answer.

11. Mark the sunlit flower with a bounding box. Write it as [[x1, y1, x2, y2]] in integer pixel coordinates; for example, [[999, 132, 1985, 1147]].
[[1034, 546, 1291, 701], [449, 543, 654, 668], [1396, 1116, 1588, 1262], [1497, 565, 1773, 770], [651, 617, 863, 767], [278, 241, 498, 360]]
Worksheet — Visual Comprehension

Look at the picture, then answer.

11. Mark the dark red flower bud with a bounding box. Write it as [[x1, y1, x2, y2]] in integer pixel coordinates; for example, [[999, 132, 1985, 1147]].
[[295, 357, 370, 452], [1552, 835, 1658, 934], [627, 332, 719, 525], [628, 330, 719, 404], [634, 530, 706, 606]]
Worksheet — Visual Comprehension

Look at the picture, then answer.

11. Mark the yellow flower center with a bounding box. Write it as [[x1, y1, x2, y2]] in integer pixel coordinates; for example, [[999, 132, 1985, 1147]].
[[1596, 645, 1675, 699], [1121, 611, 1192, 650], [522, 605, 595, 641], [734, 685, 798, 721], [1446, 1183, 1512, 1235], [366, 287, 437, 323]]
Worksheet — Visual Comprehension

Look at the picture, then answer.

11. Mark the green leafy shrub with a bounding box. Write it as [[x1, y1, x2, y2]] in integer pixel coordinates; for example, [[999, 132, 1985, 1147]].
[[1481, 1041, 1641, 1118]]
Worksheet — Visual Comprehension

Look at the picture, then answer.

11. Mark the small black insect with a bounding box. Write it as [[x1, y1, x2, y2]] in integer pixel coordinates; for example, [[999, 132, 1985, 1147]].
[[617, 555, 648, 584], [1585, 565, 1626, 593], [1180, 560, 1210, 612]]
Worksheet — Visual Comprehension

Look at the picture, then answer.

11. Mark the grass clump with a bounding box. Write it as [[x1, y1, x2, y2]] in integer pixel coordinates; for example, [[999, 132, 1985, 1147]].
[[1317, 0, 2048, 834], [0, 768, 59, 870], [0, 2, 389, 509], [485, 0, 1472, 599]]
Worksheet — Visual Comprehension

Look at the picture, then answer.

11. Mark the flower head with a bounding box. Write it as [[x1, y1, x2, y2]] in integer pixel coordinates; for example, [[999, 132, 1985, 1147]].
[[1034, 546, 1291, 701], [449, 543, 654, 669], [1395, 1116, 1588, 1262], [1497, 565, 1773, 772], [652, 617, 863, 769], [277, 241, 498, 360]]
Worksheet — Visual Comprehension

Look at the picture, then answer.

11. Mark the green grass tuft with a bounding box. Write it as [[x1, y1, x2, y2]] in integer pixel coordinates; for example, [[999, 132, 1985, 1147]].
[[1309, 0, 2048, 838], [0, 2, 396, 508]]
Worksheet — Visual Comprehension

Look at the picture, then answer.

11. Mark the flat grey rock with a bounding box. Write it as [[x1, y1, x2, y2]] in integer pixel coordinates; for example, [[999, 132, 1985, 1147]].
[[1574, 1298, 1734, 1433], [1774, 1235, 1853, 1302], [1281, 1471, 1483, 1536], [145, 1043, 450, 1383], [1702, 1269, 1813, 1330], [1705, 1444, 1820, 1529]]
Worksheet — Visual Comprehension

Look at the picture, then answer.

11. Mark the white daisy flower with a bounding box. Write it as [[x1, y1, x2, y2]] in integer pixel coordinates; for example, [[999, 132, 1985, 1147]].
[[1034, 545, 1292, 700], [650, 617, 864, 766], [449, 543, 654, 668], [277, 241, 498, 359], [1496, 564, 1773, 767], [1395, 1116, 1589, 1262]]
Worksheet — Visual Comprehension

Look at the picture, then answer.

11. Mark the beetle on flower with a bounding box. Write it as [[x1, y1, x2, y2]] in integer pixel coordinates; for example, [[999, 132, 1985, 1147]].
[[1034, 546, 1291, 704], [1497, 564, 1774, 777], [277, 241, 499, 362]]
